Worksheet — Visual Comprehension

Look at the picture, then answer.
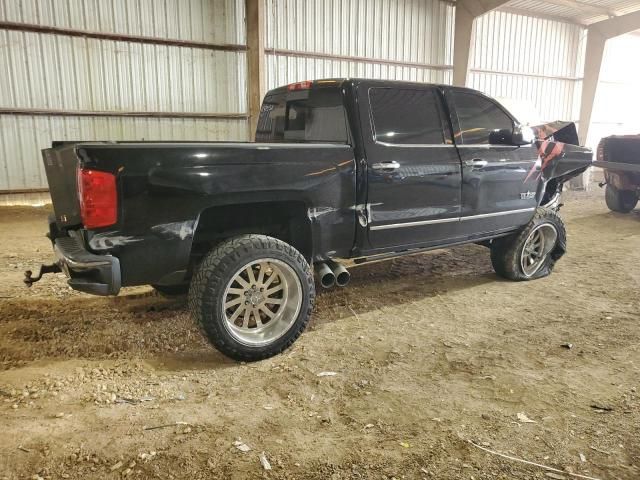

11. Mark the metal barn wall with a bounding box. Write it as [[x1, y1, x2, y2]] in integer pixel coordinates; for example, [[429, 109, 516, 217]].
[[263, 0, 455, 90], [468, 10, 586, 126], [587, 33, 640, 151], [0, 0, 248, 195]]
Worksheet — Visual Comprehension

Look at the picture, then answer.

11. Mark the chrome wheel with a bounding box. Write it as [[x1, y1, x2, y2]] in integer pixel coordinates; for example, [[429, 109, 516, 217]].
[[520, 224, 558, 277], [221, 258, 302, 346]]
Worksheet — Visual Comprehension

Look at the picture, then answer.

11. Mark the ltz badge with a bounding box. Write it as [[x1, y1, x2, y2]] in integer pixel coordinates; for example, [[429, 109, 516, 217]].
[[520, 191, 536, 200]]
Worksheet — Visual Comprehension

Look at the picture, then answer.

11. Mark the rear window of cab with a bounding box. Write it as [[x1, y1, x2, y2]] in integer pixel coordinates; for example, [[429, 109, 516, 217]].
[[256, 88, 349, 144]]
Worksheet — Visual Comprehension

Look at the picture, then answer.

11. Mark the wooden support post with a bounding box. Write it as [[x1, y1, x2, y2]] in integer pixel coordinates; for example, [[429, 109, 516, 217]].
[[577, 30, 606, 146], [453, 5, 474, 87], [453, 0, 510, 87], [245, 0, 265, 140]]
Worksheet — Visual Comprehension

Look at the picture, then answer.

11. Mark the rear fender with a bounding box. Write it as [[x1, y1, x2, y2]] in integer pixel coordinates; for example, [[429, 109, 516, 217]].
[[192, 198, 314, 261]]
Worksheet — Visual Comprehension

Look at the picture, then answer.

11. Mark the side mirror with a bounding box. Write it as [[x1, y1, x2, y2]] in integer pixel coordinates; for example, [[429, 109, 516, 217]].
[[512, 125, 535, 145], [489, 126, 534, 146], [488, 129, 513, 145]]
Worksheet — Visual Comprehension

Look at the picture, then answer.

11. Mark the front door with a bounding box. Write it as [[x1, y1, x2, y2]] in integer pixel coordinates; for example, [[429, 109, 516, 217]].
[[358, 83, 462, 251], [446, 88, 540, 234]]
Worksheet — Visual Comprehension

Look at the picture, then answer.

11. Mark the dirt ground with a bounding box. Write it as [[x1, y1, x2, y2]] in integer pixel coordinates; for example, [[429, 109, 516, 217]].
[[0, 189, 638, 480]]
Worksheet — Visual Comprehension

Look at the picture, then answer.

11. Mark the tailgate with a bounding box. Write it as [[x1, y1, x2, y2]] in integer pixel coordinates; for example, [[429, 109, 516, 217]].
[[42, 144, 82, 227], [608, 137, 640, 165]]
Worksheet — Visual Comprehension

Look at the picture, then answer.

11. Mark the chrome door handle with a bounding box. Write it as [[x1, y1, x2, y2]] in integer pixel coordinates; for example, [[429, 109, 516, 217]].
[[372, 161, 401, 170], [465, 159, 488, 168]]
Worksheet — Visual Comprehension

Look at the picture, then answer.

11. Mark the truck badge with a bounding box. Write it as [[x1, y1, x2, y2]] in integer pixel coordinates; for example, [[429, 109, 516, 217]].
[[520, 191, 536, 200]]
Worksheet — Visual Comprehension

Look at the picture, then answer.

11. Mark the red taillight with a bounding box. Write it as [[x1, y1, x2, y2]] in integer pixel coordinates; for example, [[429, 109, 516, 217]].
[[287, 80, 313, 91], [77, 168, 118, 229]]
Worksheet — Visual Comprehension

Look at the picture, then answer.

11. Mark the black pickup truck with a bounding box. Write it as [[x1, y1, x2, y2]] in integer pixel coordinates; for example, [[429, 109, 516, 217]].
[[31, 78, 592, 361]]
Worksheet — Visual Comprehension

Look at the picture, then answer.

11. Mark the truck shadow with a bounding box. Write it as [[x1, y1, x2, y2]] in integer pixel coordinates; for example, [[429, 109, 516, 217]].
[[311, 244, 500, 328], [0, 245, 499, 369]]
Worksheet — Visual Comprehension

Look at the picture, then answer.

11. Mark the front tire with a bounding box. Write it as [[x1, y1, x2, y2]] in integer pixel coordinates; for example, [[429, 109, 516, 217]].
[[605, 185, 638, 213], [188, 235, 315, 361], [490, 208, 567, 281]]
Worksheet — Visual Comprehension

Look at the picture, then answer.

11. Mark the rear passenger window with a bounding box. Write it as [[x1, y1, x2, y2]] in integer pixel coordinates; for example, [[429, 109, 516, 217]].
[[451, 91, 514, 145], [369, 88, 445, 145], [256, 89, 349, 143]]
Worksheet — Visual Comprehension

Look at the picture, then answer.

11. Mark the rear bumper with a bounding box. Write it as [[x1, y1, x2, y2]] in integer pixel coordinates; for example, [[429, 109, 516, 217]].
[[595, 161, 640, 191], [54, 234, 121, 296]]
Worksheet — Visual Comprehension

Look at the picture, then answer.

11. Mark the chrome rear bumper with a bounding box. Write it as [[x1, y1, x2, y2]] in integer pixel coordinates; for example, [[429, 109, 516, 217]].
[[54, 234, 121, 296]]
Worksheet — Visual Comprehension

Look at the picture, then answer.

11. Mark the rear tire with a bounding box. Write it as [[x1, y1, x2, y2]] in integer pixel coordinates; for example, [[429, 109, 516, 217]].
[[189, 235, 315, 361], [605, 185, 638, 213], [490, 208, 566, 281]]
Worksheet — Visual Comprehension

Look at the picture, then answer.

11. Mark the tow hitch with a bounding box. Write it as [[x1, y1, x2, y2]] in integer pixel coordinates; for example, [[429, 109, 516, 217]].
[[24, 263, 62, 287]]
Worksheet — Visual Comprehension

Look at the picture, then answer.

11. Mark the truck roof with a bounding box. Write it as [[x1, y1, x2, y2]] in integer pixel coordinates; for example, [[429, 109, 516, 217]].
[[266, 78, 480, 95]]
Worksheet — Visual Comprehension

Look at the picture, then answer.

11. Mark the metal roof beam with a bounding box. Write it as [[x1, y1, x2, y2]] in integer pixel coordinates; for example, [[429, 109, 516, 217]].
[[537, 0, 617, 18], [499, 6, 587, 25], [462, 0, 514, 17], [591, 8, 640, 37]]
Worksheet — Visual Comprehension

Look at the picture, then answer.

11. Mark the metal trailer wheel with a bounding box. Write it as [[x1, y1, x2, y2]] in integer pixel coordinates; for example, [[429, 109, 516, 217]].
[[605, 184, 638, 213]]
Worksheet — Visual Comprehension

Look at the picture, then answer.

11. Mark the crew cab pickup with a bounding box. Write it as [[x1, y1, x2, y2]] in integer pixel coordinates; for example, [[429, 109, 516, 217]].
[[595, 134, 640, 213], [31, 79, 593, 361]]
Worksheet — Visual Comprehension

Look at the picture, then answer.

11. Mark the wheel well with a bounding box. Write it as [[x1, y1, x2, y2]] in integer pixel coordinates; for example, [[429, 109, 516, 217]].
[[190, 201, 313, 266], [541, 179, 562, 205]]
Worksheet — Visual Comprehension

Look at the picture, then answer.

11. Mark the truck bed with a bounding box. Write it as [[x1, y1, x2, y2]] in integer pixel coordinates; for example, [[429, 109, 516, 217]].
[[42, 141, 357, 287]]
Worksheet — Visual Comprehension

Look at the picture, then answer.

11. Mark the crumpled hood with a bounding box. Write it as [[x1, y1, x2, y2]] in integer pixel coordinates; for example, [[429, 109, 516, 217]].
[[524, 121, 592, 184], [531, 121, 580, 145]]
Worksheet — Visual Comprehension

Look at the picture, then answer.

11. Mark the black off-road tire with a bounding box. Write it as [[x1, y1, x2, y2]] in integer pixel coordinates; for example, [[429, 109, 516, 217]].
[[605, 185, 638, 213], [490, 208, 567, 281], [188, 235, 315, 361], [152, 284, 189, 296]]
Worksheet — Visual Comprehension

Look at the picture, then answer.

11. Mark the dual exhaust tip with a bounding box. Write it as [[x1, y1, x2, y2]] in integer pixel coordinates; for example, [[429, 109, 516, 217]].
[[314, 260, 350, 289]]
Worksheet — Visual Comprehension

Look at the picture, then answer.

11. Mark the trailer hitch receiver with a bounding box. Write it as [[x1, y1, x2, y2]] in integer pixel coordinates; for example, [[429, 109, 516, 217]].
[[24, 263, 62, 287]]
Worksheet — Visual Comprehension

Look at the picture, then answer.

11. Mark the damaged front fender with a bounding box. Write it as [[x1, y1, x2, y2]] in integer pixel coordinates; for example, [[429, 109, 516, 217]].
[[524, 121, 593, 185]]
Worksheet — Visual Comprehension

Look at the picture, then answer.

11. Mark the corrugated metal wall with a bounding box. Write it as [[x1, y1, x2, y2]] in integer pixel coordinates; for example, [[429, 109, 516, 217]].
[[587, 33, 640, 151], [0, 0, 595, 199], [263, 3, 586, 126], [263, 0, 455, 90], [0, 0, 248, 193], [468, 10, 586, 126], [1, 0, 245, 43]]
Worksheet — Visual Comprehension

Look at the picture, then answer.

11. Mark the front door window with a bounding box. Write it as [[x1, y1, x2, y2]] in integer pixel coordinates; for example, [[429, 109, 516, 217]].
[[451, 91, 514, 145]]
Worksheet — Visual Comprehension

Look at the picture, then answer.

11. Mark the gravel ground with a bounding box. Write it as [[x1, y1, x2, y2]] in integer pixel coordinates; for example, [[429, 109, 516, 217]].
[[0, 189, 638, 480]]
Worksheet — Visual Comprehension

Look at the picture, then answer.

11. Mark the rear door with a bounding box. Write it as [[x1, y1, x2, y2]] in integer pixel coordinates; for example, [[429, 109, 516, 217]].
[[446, 88, 539, 233], [358, 83, 462, 250]]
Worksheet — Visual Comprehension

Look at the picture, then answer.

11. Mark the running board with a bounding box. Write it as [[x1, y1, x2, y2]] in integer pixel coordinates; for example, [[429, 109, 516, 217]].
[[352, 231, 516, 265]]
